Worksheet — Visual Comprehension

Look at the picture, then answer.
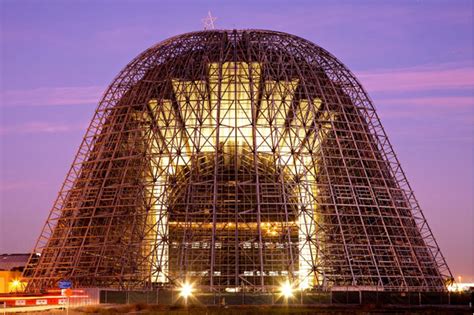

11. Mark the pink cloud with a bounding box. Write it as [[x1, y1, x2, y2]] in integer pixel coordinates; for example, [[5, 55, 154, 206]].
[[0, 121, 87, 136], [0, 86, 104, 107], [0, 180, 48, 191], [377, 96, 474, 108], [356, 64, 474, 92]]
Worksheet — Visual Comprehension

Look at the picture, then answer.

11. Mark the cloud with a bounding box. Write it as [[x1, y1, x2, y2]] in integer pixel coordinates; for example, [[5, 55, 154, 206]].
[[2, 63, 472, 109], [355, 64, 474, 123], [356, 64, 474, 93], [0, 121, 87, 136], [0, 180, 48, 191], [0, 86, 104, 107], [377, 96, 474, 108], [375, 97, 474, 120]]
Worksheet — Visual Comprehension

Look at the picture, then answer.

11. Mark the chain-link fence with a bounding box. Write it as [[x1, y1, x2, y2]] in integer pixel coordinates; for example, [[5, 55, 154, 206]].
[[98, 289, 472, 307]]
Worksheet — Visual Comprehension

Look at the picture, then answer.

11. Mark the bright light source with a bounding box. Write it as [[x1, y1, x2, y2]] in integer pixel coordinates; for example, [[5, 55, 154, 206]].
[[447, 281, 474, 292], [9, 279, 23, 293], [179, 282, 193, 298], [280, 281, 294, 298]]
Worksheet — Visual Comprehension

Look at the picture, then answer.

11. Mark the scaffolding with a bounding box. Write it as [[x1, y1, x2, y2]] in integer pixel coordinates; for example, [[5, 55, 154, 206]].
[[23, 30, 452, 293]]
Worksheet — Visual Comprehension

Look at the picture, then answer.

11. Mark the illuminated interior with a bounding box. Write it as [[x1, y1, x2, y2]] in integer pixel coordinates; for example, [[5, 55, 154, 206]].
[[145, 61, 331, 290]]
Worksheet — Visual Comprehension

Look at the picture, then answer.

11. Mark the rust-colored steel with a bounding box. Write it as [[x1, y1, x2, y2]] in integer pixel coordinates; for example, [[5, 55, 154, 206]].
[[23, 30, 452, 293]]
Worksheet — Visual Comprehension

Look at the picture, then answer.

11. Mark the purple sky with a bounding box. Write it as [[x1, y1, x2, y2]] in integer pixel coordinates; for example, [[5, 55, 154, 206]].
[[1, 0, 473, 281]]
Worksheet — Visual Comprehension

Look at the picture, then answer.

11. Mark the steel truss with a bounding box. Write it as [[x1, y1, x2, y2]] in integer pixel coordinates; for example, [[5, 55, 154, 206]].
[[24, 30, 452, 293]]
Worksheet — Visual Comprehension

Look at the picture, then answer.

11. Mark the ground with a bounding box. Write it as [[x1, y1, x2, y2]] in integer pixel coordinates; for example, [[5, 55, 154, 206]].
[[28, 304, 472, 315]]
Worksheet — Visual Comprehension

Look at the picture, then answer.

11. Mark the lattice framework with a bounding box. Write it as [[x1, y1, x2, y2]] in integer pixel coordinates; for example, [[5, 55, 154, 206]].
[[24, 30, 452, 293]]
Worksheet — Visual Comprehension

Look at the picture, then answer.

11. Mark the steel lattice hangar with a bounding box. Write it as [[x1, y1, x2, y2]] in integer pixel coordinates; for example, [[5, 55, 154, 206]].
[[24, 29, 452, 294]]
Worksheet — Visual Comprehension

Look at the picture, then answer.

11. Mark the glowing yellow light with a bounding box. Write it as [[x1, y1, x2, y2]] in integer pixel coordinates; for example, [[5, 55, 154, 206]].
[[9, 279, 24, 293], [11, 279, 21, 288], [447, 280, 474, 292], [179, 282, 193, 298], [280, 281, 294, 298]]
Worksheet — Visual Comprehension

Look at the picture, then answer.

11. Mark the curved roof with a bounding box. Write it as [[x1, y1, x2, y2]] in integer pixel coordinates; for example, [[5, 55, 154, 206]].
[[98, 29, 373, 119]]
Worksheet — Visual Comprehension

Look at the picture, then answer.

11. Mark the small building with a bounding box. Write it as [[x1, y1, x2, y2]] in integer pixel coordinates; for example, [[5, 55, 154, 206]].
[[0, 253, 31, 293]]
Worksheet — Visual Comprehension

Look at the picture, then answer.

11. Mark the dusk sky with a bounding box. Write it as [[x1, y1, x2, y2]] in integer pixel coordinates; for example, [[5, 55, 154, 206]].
[[0, 0, 473, 281]]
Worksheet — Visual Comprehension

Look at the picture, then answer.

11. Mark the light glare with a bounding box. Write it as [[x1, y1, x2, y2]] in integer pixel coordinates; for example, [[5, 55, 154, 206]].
[[280, 281, 294, 298], [180, 282, 193, 298]]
